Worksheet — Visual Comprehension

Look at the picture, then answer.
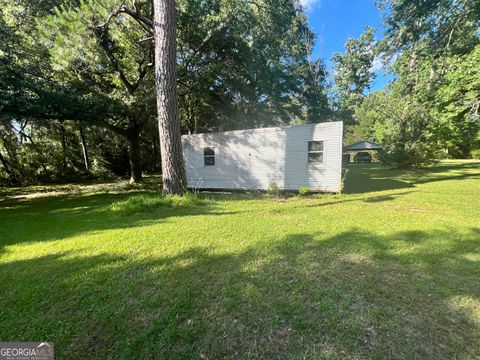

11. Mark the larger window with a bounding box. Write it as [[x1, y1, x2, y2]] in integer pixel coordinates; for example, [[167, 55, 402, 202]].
[[308, 141, 324, 163], [204, 147, 215, 166]]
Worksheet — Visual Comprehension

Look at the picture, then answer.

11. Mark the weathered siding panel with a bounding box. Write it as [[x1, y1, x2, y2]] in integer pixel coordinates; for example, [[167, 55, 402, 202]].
[[182, 121, 343, 192]]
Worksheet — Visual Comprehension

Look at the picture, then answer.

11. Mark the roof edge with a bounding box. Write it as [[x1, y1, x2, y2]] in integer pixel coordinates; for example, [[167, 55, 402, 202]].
[[182, 121, 343, 138]]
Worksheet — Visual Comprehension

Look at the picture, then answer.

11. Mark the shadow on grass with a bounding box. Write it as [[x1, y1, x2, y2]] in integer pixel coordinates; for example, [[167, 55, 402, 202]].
[[343, 161, 480, 194], [298, 190, 417, 211], [344, 164, 413, 194], [0, 227, 478, 358], [0, 191, 238, 254]]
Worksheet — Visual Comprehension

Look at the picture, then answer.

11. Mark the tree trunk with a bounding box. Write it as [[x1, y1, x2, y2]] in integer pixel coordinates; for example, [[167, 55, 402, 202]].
[[152, 134, 160, 169], [397, 48, 417, 152], [0, 151, 18, 184], [2, 140, 23, 183], [60, 122, 67, 171], [153, 0, 187, 195], [126, 127, 143, 183], [79, 125, 90, 172]]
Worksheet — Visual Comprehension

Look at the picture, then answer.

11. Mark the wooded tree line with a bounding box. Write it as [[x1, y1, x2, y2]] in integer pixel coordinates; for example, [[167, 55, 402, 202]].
[[1, 0, 328, 185], [0, 0, 479, 185], [338, 0, 480, 167]]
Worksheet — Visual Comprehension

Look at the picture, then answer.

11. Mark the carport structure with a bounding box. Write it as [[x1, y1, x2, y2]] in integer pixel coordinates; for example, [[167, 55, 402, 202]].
[[343, 141, 383, 163]]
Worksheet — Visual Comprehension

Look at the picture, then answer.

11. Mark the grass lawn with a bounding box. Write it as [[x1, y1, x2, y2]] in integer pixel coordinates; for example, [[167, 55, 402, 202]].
[[0, 160, 479, 359]]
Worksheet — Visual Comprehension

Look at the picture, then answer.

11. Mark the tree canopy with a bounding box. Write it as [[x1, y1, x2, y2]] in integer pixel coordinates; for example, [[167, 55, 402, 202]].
[[338, 0, 480, 167], [1, 0, 329, 185], [0, 0, 479, 185]]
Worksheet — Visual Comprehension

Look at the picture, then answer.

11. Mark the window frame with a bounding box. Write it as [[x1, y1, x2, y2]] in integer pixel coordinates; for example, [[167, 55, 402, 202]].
[[203, 147, 215, 166], [307, 140, 325, 164]]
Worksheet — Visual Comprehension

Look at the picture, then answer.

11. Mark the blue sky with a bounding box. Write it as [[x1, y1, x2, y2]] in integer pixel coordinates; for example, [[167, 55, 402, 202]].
[[302, 0, 392, 91]]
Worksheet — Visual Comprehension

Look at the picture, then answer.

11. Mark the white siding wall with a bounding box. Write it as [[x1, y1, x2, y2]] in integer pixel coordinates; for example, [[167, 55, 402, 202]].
[[182, 121, 343, 192]]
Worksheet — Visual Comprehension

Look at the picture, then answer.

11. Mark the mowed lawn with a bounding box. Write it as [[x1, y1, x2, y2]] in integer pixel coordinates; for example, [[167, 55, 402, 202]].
[[0, 160, 479, 359]]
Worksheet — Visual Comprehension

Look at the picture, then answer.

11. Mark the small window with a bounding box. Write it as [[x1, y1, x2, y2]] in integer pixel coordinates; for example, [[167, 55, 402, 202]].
[[308, 141, 324, 163], [204, 147, 215, 166]]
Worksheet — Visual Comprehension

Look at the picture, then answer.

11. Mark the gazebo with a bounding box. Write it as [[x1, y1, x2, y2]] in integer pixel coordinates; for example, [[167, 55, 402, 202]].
[[343, 141, 383, 163]]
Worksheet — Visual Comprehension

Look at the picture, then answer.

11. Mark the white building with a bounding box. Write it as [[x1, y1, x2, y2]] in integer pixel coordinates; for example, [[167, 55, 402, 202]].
[[182, 121, 343, 192]]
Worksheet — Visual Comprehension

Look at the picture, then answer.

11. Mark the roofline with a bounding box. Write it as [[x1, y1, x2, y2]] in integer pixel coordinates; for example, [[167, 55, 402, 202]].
[[182, 120, 343, 138], [344, 140, 383, 148]]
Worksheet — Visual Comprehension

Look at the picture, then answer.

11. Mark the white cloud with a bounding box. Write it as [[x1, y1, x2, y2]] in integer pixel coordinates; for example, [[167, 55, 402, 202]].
[[300, 0, 322, 11], [371, 56, 384, 72], [372, 53, 399, 73]]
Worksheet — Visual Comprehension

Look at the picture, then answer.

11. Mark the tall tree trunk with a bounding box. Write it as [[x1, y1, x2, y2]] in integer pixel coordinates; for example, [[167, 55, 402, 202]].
[[126, 126, 143, 183], [152, 134, 160, 169], [153, 0, 187, 195], [3, 141, 23, 183], [398, 48, 417, 152], [0, 151, 18, 184], [399, 99, 409, 151], [60, 122, 67, 171], [79, 125, 90, 172]]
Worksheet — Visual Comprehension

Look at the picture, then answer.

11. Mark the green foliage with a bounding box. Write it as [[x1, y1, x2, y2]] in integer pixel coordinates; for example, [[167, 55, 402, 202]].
[[378, 0, 480, 56], [0, 1, 113, 122], [1, 0, 332, 186], [38, 0, 156, 123], [331, 27, 377, 113], [111, 192, 204, 214], [267, 181, 279, 196], [435, 44, 480, 157], [176, 0, 330, 131], [340, 0, 480, 167], [470, 149, 480, 160], [0, 119, 130, 184], [2, 0, 478, 183], [350, 90, 446, 168], [380, 147, 440, 169], [344, 91, 390, 145], [0, 0, 142, 184], [298, 186, 310, 195]]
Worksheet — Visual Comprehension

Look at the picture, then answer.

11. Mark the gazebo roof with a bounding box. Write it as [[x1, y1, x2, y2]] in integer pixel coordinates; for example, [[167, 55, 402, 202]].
[[344, 141, 383, 151]]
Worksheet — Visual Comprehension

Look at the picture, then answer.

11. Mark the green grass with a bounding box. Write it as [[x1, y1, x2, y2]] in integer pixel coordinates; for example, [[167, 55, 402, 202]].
[[0, 160, 479, 359]]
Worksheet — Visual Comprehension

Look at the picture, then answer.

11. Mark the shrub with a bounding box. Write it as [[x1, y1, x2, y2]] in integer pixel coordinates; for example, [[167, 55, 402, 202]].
[[111, 192, 204, 214], [267, 181, 279, 196], [298, 187, 310, 195], [471, 149, 480, 159], [380, 146, 441, 168]]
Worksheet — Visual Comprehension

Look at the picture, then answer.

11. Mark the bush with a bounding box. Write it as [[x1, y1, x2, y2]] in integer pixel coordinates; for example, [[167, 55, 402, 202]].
[[267, 181, 279, 196], [298, 186, 310, 195], [380, 146, 441, 168], [111, 192, 204, 214], [471, 149, 480, 159]]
